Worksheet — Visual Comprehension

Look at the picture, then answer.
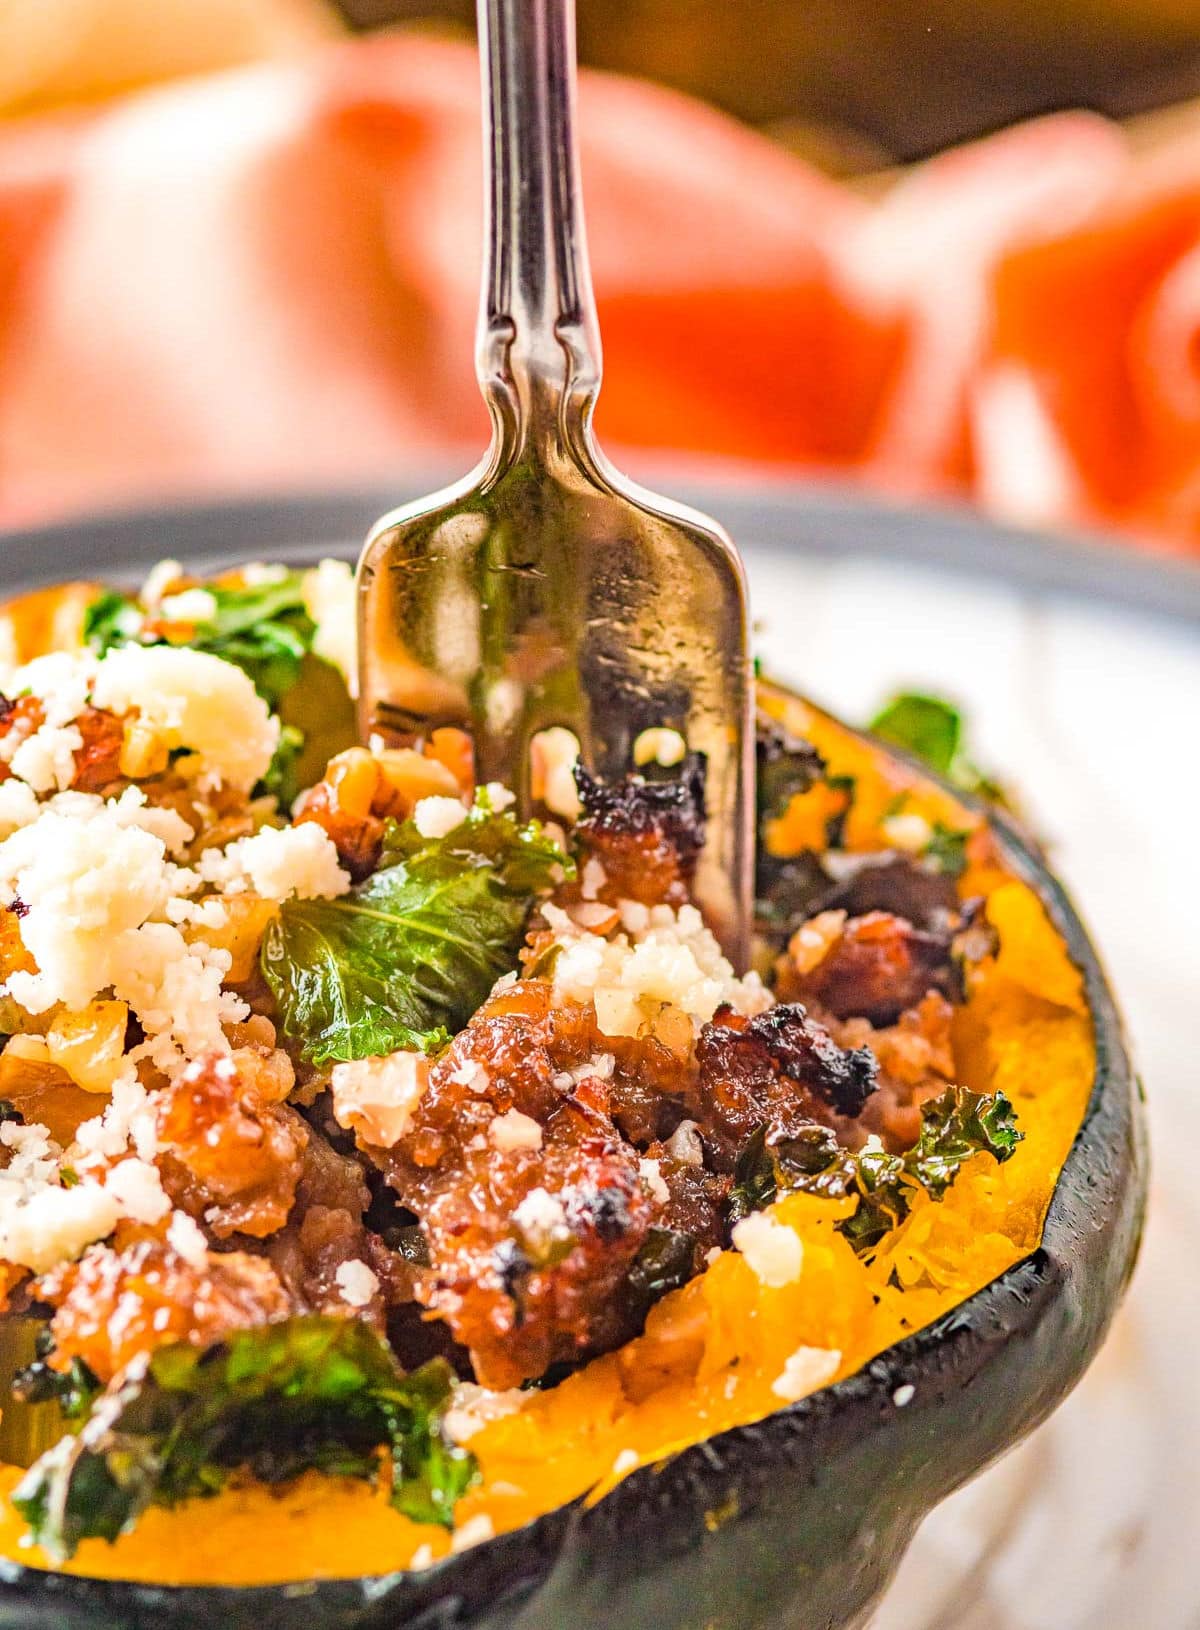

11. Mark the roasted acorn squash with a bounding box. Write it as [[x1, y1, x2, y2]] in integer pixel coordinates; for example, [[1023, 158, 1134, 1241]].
[[0, 680, 1146, 1630]]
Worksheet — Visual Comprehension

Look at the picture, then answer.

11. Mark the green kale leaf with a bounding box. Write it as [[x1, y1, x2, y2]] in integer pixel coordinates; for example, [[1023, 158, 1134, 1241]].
[[262, 794, 571, 1065], [869, 691, 1012, 811], [869, 692, 962, 775], [732, 1086, 1022, 1258], [12, 1316, 476, 1561]]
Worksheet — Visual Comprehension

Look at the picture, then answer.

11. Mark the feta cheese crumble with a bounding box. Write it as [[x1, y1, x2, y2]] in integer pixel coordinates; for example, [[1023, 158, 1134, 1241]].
[[731, 1211, 804, 1287], [771, 1346, 842, 1402], [548, 900, 771, 1039], [512, 1187, 571, 1256], [199, 823, 351, 902], [330, 1052, 430, 1147], [91, 645, 278, 793], [412, 795, 468, 840], [489, 1109, 543, 1152], [335, 1258, 380, 1308], [443, 1383, 526, 1446]]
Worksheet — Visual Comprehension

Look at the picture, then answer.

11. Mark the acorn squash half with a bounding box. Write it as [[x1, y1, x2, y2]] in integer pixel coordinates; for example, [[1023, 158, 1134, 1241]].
[[0, 682, 1147, 1630]]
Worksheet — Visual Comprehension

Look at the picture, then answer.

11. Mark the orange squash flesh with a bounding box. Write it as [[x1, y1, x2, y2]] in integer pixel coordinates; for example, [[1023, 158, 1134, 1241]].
[[0, 694, 1095, 1586]]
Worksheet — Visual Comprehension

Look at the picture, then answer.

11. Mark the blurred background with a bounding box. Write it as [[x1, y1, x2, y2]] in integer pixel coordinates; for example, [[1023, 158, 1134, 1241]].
[[0, 2, 1197, 1625], [2, 0, 1200, 551]]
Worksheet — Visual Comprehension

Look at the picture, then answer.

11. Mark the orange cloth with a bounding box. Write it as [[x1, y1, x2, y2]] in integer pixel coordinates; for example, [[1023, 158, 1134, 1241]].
[[0, 32, 1197, 553]]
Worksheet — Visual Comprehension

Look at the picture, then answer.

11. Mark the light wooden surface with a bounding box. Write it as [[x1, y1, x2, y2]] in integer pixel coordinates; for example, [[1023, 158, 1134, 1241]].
[[751, 551, 1197, 1630]]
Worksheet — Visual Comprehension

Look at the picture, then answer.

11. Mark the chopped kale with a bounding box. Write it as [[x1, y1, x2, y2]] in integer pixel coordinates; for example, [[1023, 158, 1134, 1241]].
[[262, 792, 570, 1064], [728, 1128, 778, 1224], [627, 1227, 698, 1311], [12, 1316, 476, 1561], [730, 1087, 1022, 1257], [13, 1332, 100, 1422], [869, 693, 962, 775], [869, 691, 1011, 808]]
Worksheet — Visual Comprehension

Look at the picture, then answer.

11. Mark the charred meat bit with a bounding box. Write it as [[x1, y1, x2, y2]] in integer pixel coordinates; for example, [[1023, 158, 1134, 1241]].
[[822, 991, 958, 1151], [692, 1003, 879, 1169], [573, 756, 706, 907], [779, 909, 961, 1026], [756, 712, 825, 821], [38, 1235, 291, 1384], [156, 1050, 308, 1238], [376, 1039, 662, 1388]]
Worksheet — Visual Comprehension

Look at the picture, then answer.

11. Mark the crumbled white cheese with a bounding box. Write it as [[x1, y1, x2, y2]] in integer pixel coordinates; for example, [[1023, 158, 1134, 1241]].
[[448, 1059, 491, 1094], [303, 558, 357, 697], [664, 1120, 704, 1167], [10, 651, 92, 729], [551, 901, 771, 1039], [200, 823, 351, 902], [580, 856, 607, 901], [0, 1122, 120, 1273], [771, 1346, 842, 1402], [881, 811, 934, 854], [731, 1212, 804, 1288], [330, 1052, 430, 1147], [240, 562, 290, 588], [335, 1258, 380, 1308], [638, 1157, 670, 1206], [412, 795, 468, 840], [104, 1157, 171, 1225], [159, 588, 218, 625], [8, 722, 83, 793], [104, 785, 195, 856], [450, 1514, 495, 1554], [167, 1209, 209, 1268], [484, 782, 515, 812], [409, 1544, 436, 1571], [0, 804, 186, 1012], [489, 1109, 543, 1152], [115, 926, 247, 1078], [443, 1384, 526, 1445], [91, 645, 278, 793], [512, 1187, 571, 1256], [72, 1075, 159, 1163], [551, 1053, 615, 1091], [892, 1383, 916, 1408]]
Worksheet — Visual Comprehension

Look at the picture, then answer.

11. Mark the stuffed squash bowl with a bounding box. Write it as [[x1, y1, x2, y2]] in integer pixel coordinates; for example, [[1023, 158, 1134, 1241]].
[[0, 559, 1145, 1630]]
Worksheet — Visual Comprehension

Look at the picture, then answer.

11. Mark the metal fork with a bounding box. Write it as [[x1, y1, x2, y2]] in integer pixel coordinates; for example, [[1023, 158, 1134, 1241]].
[[357, 0, 754, 965]]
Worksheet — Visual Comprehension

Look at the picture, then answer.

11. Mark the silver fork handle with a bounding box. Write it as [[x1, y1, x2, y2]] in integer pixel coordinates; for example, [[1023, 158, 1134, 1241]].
[[476, 0, 602, 444]]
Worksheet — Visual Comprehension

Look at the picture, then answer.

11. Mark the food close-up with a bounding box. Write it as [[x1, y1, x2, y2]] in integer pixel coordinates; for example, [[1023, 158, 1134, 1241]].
[[0, 0, 1186, 1627], [0, 557, 1141, 1630]]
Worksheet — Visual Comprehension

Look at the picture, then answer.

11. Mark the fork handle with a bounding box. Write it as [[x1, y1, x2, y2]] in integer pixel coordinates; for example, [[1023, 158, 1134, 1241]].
[[476, 0, 602, 441]]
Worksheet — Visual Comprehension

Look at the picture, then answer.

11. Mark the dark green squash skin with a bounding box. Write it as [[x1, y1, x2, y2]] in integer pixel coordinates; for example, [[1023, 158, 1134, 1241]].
[[0, 716, 1148, 1630]]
